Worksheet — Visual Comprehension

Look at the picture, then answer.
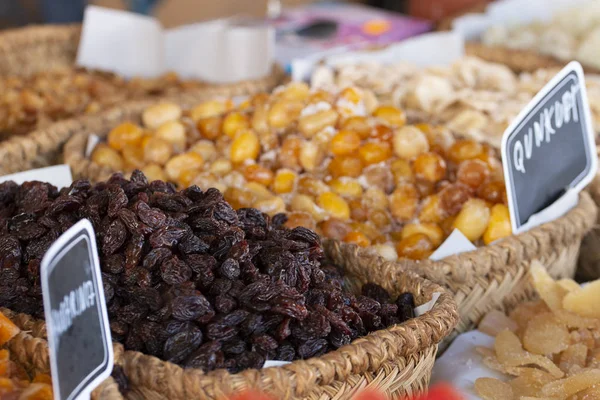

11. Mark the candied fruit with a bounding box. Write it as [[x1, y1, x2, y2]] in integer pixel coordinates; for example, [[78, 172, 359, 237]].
[[396, 233, 434, 260], [452, 198, 490, 242], [107, 121, 143, 150], [318, 192, 351, 220]]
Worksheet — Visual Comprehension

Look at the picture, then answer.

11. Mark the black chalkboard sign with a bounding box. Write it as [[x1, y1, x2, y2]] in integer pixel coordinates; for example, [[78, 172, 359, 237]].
[[41, 219, 113, 400], [502, 61, 597, 233]]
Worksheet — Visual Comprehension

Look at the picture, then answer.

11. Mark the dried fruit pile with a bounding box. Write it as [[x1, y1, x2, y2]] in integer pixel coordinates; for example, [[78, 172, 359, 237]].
[[474, 264, 600, 399], [0, 172, 415, 372], [89, 83, 511, 261], [0, 68, 210, 137], [0, 311, 53, 399]]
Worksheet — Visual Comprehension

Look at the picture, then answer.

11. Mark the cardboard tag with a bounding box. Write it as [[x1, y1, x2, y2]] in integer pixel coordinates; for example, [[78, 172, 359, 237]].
[[429, 229, 477, 261], [501, 62, 597, 233], [0, 165, 73, 190], [41, 219, 113, 400], [77, 6, 274, 82]]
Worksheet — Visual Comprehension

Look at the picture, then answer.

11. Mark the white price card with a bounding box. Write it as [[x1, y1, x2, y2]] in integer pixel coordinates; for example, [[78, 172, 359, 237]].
[[41, 219, 113, 400]]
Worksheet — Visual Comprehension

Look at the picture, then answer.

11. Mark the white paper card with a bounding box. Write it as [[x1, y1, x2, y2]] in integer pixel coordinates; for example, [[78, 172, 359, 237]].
[[77, 6, 274, 83], [414, 292, 442, 317], [85, 134, 100, 158], [263, 360, 291, 368], [429, 229, 477, 261], [77, 6, 164, 78], [431, 330, 503, 400], [0, 165, 73, 190], [293, 31, 465, 83]]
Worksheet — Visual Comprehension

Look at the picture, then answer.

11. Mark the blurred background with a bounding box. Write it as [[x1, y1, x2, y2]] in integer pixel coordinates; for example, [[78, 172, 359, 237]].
[[0, 0, 485, 29]]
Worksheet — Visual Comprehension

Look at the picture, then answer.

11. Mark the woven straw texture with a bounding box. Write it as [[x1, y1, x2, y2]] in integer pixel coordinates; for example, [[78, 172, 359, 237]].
[[0, 240, 458, 400], [355, 192, 597, 347], [578, 174, 600, 281], [1, 308, 124, 400]]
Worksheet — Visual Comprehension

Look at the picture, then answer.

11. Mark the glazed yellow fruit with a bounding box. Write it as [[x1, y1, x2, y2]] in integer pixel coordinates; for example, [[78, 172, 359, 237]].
[[340, 115, 372, 139], [164, 152, 204, 182], [268, 100, 303, 129], [255, 196, 286, 216], [299, 140, 323, 171], [401, 223, 444, 247], [453, 198, 490, 241], [141, 164, 167, 182], [190, 99, 232, 121], [272, 169, 297, 194], [155, 120, 186, 153], [222, 112, 250, 138], [290, 194, 326, 222], [329, 178, 363, 198], [393, 126, 429, 160], [241, 164, 274, 186], [190, 140, 217, 162], [389, 183, 418, 221], [298, 109, 339, 138], [343, 231, 371, 247], [318, 192, 350, 220], [91, 143, 123, 171], [390, 159, 414, 183], [143, 137, 173, 165], [483, 204, 512, 245], [329, 130, 361, 155], [121, 145, 145, 169], [230, 130, 260, 163], [107, 122, 143, 151], [358, 142, 392, 165], [142, 103, 182, 129], [373, 105, 406, 127], [413, 152, 447, 183], [396, 233, 434, 260]]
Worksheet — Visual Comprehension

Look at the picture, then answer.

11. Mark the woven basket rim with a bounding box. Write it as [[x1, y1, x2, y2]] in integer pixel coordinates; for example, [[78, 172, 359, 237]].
[[1, 240, 458, 398], [409, 190, 597, 286], [0, 23, 81, 53]]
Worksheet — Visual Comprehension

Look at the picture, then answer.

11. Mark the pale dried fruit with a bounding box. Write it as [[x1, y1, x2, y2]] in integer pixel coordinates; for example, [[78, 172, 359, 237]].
[[479, 310, 518, 337], [563, 280, 600, 319], [531, 262, 564, 311], [474, 377, 514, 400], [522, 313, 569, 355]]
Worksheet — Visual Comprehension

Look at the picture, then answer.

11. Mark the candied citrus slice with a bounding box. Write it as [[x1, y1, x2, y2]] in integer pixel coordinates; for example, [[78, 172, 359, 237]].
[[0, 312, 20, 346], [474, 377, 514, 400]]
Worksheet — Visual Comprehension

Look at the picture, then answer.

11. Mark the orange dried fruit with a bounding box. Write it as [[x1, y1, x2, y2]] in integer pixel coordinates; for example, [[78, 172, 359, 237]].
[[0, 312, 20, 346]]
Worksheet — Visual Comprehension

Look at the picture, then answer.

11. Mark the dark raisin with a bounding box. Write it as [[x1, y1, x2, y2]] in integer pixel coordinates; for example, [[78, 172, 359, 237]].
[[163, 325, 203, 363]]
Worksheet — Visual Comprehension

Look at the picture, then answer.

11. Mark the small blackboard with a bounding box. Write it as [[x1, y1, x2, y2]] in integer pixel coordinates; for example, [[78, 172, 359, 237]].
[[41, 219, 113, 400], [502, 61, 597, 233]]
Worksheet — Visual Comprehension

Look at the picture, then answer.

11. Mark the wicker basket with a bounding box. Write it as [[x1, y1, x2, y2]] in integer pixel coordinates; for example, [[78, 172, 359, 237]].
[[1, 308, 124, 400], [355, 191, 597, 347], [577, 174, 600, 282], [0, 24, 285, 142], [0, 241, 458, 399]]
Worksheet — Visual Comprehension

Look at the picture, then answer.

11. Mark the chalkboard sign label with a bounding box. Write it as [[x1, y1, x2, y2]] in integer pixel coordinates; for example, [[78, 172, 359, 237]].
[[502, 61, 597, 233], [40, 219, 113, 400]]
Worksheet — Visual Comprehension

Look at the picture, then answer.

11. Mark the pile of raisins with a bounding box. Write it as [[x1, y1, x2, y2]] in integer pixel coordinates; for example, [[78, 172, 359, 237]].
[[0, 171, 415, 373]]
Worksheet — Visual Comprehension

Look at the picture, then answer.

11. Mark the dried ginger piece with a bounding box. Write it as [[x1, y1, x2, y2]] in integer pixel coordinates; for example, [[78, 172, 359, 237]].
[[495, 330, 564, 378], [559, 344, 588, 373], [479, 310, 518, 337], [540, 369, 600, 398], [510, 300, 550, 333], [563, 281, 600, 319], [553, 310, 600, 330], [510, 368, 555, 397], [523, 313, 570, 355], [531, 262, 566, 311], [474, 377, 514, 400], [557, 279, 581, 294]]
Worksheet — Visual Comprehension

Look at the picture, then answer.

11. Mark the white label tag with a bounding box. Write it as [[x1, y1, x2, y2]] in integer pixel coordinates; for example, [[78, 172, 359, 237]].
[[76, 6, 274, 83], [0, 165, 73, 190], [501, 62, 597, 234], [41, 219, 113, 400], [429, 229, 477, 261]]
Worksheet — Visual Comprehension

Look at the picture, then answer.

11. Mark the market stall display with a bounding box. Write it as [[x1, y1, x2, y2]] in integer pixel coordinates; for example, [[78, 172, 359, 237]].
[[0, 171, 458, 399], [311, 57, 600, 148], [0, 24, 284, 140]]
